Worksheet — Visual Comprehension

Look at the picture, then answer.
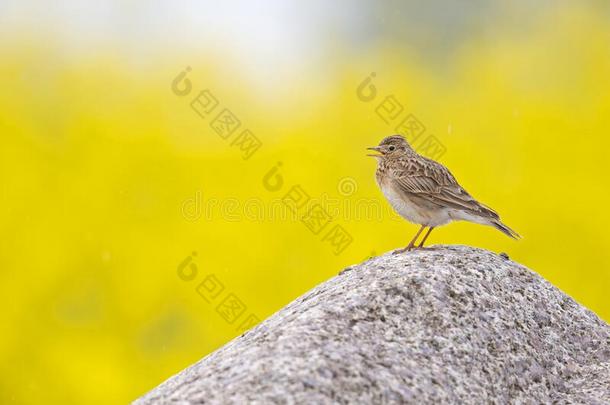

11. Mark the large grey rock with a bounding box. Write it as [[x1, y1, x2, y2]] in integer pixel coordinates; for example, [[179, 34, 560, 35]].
[[134, 245, 610, 404]]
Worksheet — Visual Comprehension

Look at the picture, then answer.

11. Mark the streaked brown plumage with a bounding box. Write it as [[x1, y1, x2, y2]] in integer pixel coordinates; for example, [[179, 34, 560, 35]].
[[368, 135, 519, 253]]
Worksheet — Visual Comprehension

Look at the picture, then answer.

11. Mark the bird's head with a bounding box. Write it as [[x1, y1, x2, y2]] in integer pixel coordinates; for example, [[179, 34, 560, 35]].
[[367, 135, 412, 158]]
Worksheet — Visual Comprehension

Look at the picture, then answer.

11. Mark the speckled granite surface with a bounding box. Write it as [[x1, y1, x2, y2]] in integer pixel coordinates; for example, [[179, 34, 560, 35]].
[[134, 245, 610, 404]]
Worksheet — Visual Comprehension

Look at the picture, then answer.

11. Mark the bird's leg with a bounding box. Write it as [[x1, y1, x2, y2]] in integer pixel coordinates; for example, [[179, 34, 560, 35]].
[[406, 225, 427, 250], [393, 225, 426, 254], [417, 226, 435, 248]]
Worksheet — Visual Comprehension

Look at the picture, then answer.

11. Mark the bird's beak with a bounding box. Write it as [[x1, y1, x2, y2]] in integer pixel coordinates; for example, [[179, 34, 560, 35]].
[[367, 146, 382, 157]]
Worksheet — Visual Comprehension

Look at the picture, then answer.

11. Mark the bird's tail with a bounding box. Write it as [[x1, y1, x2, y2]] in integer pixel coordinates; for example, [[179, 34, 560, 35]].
[[491, 219, 521, 240]]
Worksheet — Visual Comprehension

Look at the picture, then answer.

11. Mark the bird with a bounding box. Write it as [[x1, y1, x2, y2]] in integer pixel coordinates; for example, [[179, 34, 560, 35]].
[[367, 135, 519, 253]]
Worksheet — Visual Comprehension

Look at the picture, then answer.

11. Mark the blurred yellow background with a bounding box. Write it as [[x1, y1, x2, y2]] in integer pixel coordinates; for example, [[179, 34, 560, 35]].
[[1, 1, 609, 403]]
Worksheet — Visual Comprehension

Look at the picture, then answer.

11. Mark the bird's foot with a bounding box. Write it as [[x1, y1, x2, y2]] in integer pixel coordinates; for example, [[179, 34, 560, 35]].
[[392, 245, 417, 255], [393, 245, 438, 254]]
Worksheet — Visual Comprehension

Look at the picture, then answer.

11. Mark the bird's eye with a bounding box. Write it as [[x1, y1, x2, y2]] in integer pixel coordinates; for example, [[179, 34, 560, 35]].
[[388, 145, 396, 151]]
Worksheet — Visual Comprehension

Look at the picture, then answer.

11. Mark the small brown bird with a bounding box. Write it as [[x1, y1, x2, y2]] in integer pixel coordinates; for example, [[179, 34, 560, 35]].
[[368, 135, 519, 253]]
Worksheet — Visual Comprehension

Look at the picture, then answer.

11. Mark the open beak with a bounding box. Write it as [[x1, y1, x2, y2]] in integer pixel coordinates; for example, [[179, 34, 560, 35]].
[[367, 146, 382, 157]]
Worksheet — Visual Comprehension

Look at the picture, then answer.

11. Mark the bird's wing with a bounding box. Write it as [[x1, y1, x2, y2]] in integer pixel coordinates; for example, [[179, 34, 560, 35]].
[[389, 156, 499, 219]]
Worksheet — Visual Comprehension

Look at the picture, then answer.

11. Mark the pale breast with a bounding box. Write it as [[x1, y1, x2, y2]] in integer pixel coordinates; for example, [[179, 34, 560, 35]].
[[379, 179, 452, 227], [380, 181, 430, 224]]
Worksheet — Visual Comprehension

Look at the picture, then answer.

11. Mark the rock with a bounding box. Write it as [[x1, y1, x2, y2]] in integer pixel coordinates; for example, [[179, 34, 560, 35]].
[[133, 245, 610, 404]]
